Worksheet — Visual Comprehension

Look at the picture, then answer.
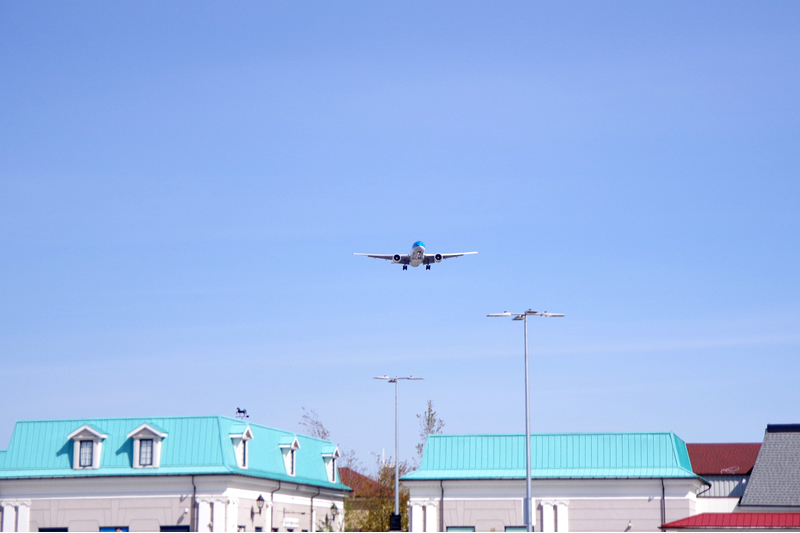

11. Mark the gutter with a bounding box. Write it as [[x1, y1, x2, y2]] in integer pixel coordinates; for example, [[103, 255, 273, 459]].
[[310, 486, 321, 532], [270, 481, 281, 532], [440, 480, 444, 533], [191, 475, 197, 532]]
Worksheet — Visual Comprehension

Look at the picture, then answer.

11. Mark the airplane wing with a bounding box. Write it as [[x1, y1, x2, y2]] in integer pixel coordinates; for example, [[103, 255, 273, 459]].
[[353, 253, 410, 264], [423, 252, 478, 264]]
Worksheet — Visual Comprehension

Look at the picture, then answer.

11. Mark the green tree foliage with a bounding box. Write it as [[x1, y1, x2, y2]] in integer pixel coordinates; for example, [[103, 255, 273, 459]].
[[345, 458, 412, 532], [416, 400, 445, 461]]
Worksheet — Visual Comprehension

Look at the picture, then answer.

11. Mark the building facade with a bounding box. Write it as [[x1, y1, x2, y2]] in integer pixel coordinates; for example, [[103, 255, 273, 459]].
[[402, 432, 708, 532], [0, 416, 349, 532]]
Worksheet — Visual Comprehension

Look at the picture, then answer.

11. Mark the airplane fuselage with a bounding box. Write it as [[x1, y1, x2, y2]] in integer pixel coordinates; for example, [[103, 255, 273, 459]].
[[409, 241, 426, 268]]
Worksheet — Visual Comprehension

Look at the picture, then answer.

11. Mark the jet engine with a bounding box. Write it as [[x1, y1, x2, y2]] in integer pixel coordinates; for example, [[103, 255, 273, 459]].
[[435, 254, 443, 262], [393, 254, 402, 263]]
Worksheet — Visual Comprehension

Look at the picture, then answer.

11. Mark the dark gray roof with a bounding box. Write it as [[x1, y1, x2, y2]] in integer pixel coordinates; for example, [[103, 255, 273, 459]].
[[740, 425, 800, 507]]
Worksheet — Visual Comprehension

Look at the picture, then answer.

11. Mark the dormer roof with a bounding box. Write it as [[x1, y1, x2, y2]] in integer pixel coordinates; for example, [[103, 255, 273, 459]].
[[321, 444, 340, 458], [126, 423, 168, 440], [67, 424, 108, 441], [229, 424, 254, 440], [279, 435, 301, 449]]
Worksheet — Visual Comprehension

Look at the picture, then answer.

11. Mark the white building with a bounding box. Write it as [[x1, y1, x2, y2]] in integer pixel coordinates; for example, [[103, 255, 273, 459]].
[[402, 432, 708, 532], [0, 416, 349, 532]]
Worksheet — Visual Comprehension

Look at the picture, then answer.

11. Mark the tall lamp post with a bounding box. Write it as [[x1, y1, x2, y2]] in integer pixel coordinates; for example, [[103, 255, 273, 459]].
[[487, 310, 564, 532], [374, 375, 424, 531]]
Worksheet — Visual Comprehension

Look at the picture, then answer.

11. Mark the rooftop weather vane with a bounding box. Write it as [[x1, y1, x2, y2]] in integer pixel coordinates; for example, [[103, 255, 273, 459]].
[[235, 407, 249, 419]]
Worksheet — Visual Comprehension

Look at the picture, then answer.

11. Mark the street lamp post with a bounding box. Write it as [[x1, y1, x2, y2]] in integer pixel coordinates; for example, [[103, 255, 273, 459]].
[[374, 375, 424, 531], [487, 310, 564, 532]]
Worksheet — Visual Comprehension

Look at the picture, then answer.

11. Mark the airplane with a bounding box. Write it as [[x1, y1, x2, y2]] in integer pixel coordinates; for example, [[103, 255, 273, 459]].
[[353, 241, 477, 270]]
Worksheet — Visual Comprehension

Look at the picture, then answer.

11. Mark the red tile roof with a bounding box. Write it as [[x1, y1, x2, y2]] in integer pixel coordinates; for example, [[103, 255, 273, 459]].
[[338, 467, 381, 498], [687, 443, 761, 475], [662, 513, 800, 529]]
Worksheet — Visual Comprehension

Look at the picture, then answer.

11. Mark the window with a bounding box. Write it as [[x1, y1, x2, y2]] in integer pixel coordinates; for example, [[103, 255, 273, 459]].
[[242, 439, 247, 467], [330, 458, 337, 482], [140, 439, 154, 466], [80, 440, 93, 467], [290, 449, 295, 475]]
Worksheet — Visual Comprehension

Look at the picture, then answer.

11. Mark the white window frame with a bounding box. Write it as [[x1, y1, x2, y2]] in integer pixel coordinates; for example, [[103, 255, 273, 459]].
[[79, 440, 93, 467], [139, 438, 154, 466], [322, 447, 341, 483], [127, 424, 168, 469], [230, 426, 254, 470], [280, 437, 301, 477]]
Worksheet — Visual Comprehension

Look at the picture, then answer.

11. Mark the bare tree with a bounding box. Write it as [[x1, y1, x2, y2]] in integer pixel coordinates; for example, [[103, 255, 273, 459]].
[[416, 400, 445, 460], [300, 407, 331, 441], [345, 456, 412, 532]]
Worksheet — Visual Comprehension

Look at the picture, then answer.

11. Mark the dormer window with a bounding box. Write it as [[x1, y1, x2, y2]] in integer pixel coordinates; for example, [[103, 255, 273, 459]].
[[127, 423, 168, 468], [80, 440, 93, 467], [140, 439, 154, 466], [279, 436, 301, 476], [67, 425, 107, 470], [230, 425, 254, 470], [321, 445, 341, 483]]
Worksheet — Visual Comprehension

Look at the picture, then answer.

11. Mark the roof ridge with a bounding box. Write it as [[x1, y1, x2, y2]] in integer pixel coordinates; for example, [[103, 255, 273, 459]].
[[687, 442, 762, 446], [16, 415, 226, 424], [429, 432, 682, 437], [219, 416, 329, 439]]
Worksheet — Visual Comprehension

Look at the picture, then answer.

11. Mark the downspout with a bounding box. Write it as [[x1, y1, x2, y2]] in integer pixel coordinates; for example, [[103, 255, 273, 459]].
[[440, 480, 444, 533], [191, 475, 197, 532], [310, 486, 321, 532], [661, 479, 666, 526], [270, 481, 281, 532]]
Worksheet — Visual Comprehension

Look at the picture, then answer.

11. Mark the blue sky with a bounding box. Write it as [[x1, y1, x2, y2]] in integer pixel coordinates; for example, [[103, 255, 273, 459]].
[[1, 1, 799, 468]]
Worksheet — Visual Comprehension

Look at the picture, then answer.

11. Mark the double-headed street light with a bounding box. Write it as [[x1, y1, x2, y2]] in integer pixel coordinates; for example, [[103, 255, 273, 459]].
[[487, 310, 564, 532], [374, 375, 424, 531]]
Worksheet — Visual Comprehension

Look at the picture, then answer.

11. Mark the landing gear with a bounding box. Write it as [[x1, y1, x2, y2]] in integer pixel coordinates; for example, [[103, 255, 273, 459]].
[[426, 265, 431, 270], [402, 265, 407, 270]]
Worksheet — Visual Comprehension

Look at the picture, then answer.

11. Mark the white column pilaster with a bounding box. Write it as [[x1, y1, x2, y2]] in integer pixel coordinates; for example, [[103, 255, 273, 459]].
[[211, 498, 226, 532], [15, 502, 30, 533], [541, 500, 555, 533], [424, 499, 439, 533], [226, 498, 239, 533], [197, 498, 212, 533], [555, 501, 569, 533], [409, 501, 423, 532], [263, 501, 274, 533], [1, 502, 17, 533]]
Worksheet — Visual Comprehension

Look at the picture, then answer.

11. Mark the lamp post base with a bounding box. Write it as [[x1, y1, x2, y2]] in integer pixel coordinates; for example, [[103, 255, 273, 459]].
[[389, 513, 402, 531]]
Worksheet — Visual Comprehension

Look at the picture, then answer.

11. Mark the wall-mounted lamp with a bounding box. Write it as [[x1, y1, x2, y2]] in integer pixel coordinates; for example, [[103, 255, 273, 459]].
[[256, 495, 265, 515], [330, 503, 338, 519]]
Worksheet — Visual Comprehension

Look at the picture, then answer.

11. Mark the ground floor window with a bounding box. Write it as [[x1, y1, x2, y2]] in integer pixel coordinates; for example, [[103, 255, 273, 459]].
[[159, 526, 190, 532]]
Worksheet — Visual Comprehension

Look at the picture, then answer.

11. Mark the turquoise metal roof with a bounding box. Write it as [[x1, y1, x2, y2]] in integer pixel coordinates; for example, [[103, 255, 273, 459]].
[[0, 416, 349, 491], [403, 433, 704, 482]]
